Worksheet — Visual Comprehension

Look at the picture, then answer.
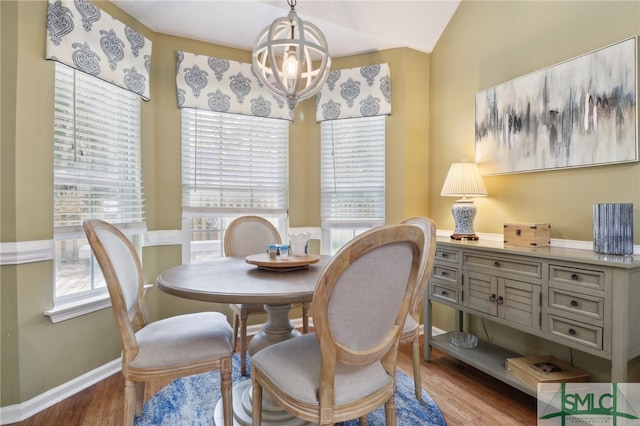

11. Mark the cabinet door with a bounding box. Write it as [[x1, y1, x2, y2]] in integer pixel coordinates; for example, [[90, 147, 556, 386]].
[[498, 278, 540, 330], [463, 270, 498, 316]]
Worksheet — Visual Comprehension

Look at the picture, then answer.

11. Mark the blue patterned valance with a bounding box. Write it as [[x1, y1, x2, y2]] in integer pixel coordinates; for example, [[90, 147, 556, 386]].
[[315, 63, 391, 122], [176, 51, 293, 121], [46, 0, 152, 101]]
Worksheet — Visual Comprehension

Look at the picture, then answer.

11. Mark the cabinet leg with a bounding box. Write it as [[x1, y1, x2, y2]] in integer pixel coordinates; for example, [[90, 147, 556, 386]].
[[424, 297, 433, 361]]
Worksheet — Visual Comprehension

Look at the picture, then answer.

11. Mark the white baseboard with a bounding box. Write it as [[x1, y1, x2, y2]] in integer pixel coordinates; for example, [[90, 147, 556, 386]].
[[1, 318, 438, 424], [0, 319, 306, 424], [0, 359, 121, 425]]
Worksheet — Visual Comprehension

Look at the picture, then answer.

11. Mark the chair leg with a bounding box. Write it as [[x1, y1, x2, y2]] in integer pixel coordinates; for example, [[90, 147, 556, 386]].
[[385, 394, 397, 426], [123, 379, 136, 426], [359, 415, 367, 425], [240, 310, 248, 376], [251, 377, 263, 426], [411, 337, 422, 399], [302, 302, 310, 333], [232, 312, 239, 351], [135, 381, 146, 416], [220, 357, 233, 426]]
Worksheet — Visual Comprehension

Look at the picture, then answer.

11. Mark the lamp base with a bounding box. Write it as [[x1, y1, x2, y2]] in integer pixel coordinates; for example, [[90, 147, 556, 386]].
[[450, 233, 479, 241], [450, 199, 480, 240]]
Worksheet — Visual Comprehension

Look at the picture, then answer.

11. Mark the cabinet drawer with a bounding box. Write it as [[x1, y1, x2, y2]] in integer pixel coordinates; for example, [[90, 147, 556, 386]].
[[430, 281, 458, 304], [432, 265, 458, 285], [548, 315, 603, 350], [464, 253, 542, 279], [549, 265, 605, 291], [548, 288, 604, 322], [435, 248, 459, 265]]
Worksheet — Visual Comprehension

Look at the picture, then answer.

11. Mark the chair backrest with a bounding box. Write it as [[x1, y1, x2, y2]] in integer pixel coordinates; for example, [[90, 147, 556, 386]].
[[400, 216, 437, 317], [83, 219, 146, 362], [223, 215, 282, 257], [312, 224, 423, 371]]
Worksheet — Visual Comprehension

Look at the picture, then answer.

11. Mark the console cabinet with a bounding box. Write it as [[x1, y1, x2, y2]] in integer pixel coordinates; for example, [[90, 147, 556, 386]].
[[424, 238, 640, 396]]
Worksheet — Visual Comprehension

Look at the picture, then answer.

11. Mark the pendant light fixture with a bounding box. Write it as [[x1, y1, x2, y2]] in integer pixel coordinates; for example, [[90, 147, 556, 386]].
[[252, 0, 331, 111]]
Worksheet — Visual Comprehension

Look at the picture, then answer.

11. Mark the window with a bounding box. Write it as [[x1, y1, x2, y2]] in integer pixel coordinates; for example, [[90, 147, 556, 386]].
[[320, 116, 386, 254], [181, 109, 288, 263], [53, 62, 144, 303]]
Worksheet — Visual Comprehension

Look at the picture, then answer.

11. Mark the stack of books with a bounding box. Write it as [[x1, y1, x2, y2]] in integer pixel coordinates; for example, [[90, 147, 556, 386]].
[[505, 355, 589, 391]]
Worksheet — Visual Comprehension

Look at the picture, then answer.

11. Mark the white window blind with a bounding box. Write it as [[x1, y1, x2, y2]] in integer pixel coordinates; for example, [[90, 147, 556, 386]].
[[53, 62, 145, 236], [182, 109, 288, 216], [321, 116, 386, 227]]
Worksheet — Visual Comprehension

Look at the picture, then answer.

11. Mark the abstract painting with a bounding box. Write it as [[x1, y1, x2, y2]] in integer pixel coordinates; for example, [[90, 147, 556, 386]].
[[475, 37, 637, 175]]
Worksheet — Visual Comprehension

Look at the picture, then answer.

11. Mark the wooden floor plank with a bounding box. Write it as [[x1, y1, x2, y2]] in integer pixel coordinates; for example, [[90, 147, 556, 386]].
[[8, 335, 537, 425]]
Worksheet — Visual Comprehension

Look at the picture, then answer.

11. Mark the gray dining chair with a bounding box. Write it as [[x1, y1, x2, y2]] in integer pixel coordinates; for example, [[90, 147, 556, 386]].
[[250, 223, 424, 426], [399, 216, 437, 399], [223, 215, 310, 375], [83, 219, 234, 426]]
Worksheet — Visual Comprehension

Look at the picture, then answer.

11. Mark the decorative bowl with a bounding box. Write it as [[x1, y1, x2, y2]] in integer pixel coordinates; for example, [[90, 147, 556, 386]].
[[450, 332, 478, 348]]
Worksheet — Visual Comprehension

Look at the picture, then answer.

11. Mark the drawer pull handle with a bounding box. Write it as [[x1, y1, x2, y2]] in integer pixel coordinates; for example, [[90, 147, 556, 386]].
[[570, 300, 579, 307], [568, 328, 576, 336], [497, 296, 504, 305], [489, 293, 497, 302], [571, 273, 579, 281], [494, 261, 501, 267], [441, 290, 448, 296], [441, 271, 449, 277], [441, 253, 449, 258]]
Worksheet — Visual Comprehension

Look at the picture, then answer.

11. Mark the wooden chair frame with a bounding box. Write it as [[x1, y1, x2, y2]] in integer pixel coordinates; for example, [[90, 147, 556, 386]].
[[399, 216, 437, 399], [84, 219, 233, 426], [251, 224, 424, 425]]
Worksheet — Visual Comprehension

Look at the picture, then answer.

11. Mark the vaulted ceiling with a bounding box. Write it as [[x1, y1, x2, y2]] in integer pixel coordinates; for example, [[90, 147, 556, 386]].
[[111, 0, 460, 57]]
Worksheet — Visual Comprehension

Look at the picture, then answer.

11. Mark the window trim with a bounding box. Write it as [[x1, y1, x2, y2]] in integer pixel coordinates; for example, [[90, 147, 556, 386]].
[[52, 62, 145, 306], [320, 116, 386, 253], [181, 109, 289, 264]]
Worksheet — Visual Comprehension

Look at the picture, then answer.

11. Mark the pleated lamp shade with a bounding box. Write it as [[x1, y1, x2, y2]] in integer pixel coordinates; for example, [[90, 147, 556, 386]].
[[441, 162, 488, 199]]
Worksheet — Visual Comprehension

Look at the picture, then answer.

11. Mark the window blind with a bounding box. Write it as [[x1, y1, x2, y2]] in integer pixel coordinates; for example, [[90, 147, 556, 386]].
[[53, 63, 145, 236], [182, 109, 288, 216], [321, 116, 386, 227]]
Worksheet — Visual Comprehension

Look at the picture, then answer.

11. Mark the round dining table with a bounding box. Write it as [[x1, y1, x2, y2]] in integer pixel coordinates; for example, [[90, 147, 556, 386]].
[[156, 255, 332, 425]]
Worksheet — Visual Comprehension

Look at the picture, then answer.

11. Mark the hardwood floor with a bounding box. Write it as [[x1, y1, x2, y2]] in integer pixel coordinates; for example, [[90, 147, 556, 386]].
[[8, 335, 537, 425]]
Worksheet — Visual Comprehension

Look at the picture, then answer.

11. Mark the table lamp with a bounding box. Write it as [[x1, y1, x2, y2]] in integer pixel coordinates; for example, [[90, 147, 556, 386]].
[[441, 159, 488, 240]]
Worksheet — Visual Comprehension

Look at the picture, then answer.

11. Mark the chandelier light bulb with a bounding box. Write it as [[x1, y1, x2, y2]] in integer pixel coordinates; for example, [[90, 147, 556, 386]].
[[283, 50, 299, 79]]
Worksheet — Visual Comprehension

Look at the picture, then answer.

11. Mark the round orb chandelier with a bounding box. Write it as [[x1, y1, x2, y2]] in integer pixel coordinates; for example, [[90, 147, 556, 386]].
[[252, 0, 331, 111]]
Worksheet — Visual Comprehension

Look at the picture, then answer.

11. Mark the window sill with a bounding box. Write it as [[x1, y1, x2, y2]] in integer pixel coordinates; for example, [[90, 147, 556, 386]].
[[44, 294, 112, 323], [44, 284, 153, 323]]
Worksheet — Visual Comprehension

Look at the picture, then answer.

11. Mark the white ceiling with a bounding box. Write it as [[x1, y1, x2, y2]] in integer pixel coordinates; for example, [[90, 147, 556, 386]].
[[110, 0, 460, 57]]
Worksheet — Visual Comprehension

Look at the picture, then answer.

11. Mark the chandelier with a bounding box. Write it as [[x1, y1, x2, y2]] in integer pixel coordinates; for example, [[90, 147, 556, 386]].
[[252, 0, 331, 111]]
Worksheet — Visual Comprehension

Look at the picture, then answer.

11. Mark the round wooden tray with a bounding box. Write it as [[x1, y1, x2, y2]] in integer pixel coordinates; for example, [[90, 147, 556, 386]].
[[245, 253, 320, 271]]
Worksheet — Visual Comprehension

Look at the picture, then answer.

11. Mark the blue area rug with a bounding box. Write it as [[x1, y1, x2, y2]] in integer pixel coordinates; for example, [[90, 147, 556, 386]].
[[134, 353, 447, 425]]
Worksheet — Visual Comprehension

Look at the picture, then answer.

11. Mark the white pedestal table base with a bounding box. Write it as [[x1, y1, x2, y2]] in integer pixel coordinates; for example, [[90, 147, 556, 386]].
[[214, 303, 316, 426]]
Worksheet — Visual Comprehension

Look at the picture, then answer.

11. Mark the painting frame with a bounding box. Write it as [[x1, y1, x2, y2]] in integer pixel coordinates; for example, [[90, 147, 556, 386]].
[[475, 36, 638, 176]]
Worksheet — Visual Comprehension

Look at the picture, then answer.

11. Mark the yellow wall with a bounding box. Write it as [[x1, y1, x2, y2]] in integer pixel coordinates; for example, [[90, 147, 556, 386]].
[[3, 0, 639, 410], [428, 0, 640, 380], [429, 1, 640, 239], [0, 0, 430, 405]]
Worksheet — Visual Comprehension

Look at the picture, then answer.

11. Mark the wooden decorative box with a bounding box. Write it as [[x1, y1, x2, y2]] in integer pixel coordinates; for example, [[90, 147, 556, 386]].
[[503, 223, 551, 247], [506, 355, 588, 391]]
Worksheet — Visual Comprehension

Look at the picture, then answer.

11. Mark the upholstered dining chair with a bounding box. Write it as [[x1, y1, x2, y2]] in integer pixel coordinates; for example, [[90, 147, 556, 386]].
[[83, 220, 234, 426], [399, 216, 437, 399], [250, 224, 424, 426], [223, 215, 310, 375]]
